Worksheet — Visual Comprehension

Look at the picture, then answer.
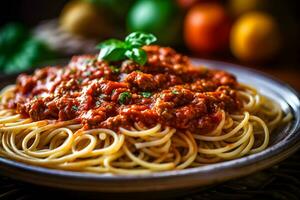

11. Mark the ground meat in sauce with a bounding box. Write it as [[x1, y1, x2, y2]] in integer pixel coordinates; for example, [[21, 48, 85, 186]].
[[7, 45, 240, 133]]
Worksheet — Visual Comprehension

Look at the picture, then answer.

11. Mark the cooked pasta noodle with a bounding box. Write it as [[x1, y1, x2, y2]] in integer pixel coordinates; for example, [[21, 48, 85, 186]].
[[0, 83, 290, 174]]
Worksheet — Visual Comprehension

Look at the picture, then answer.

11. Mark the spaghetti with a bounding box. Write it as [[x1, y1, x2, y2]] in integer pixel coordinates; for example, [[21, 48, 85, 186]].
[[0, 45, 291, 174]]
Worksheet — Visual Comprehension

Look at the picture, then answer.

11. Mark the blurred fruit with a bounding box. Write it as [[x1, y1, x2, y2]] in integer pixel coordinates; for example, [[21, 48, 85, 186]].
[[184, 3, 231, 54], [177, 0, 217, 10], [230, 12, 281, 62], [177, 0, 199, 9], [86, 0, 135, 22], [228, 0, 267, 17], [127, 0, 182, 45], [59, 0, 111, 38], [0, 23, 29, 57]]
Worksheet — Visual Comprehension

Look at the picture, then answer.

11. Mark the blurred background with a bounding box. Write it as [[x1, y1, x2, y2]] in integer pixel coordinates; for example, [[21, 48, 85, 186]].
[[0, 0, 299, 89]]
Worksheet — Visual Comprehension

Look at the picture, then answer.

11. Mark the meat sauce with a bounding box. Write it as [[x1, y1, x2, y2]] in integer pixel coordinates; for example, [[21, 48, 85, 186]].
[[8, 45, 240, 133]]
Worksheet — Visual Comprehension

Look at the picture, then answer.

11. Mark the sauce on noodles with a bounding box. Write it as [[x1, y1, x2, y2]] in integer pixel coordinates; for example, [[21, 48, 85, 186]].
[[7, 45, 240, 133]]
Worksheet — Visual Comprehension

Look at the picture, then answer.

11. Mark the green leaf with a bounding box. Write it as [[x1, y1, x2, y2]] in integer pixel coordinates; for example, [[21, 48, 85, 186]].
[[109, 65, 120, 73], [125, 48, 147, 65], [140, 92, 152, 98], [99, 47, 127, 61], [125, 32, 157, 47], [96, 32, 156, 65], [118, 92, 132, 104], [171, 90, 179, 95], [72, 105, 79, 111], [96, 39, 125, 49], [97, 39, 128, 61]]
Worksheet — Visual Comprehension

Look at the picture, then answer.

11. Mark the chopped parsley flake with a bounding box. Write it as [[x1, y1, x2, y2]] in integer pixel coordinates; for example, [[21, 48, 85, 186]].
[[109, 65, 120, 73], [77, 78, 83, 84], [96, 101, 101, 107], [84, 71, 92, 76], [99, 94, 107, 99], [72, 105, 78, 111], [106, 105, 113, 109], [140, 92, 152, 98], [118, 92, 132, 104], [171, 90, 179, 95]]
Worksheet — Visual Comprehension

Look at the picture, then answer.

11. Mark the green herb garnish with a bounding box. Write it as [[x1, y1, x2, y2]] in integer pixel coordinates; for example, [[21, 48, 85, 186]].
[[109, 65, 120, 73], [97, 32, 157, 65], [99, 94, 107, 99], [84, 71, 92, 76], [140, 92, 152, 98], [106, 105, 113, 109], [77, 78, 83, 84], [72, 105, 78, 111], [95, 101, 101, 107], [118, 92, 132, 104], [171, 90, 179, 95]]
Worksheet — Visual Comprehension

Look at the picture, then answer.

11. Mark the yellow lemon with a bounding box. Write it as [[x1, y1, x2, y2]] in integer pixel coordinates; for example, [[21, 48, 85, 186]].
[[230, 12, 281, 62], [59, 1, 111, 38]]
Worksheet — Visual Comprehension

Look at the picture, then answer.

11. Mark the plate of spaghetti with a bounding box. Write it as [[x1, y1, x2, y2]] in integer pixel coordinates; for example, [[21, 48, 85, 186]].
[[0, 32, 299, 194]]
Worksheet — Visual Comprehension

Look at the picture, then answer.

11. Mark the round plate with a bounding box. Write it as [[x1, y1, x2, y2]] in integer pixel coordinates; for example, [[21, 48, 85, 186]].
[[0, 59, 299, 194]]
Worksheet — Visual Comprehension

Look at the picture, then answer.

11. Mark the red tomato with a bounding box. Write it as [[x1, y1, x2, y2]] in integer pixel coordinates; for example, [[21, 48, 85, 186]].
[[184, 3, 231, 54]]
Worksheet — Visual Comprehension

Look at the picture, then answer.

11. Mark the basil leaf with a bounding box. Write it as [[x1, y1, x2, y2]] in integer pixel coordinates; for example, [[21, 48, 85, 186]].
[[98, 47, 127, 61], [125, 32, 157, 47], [97, 39, 128, 61], [96, 39, 125, 49], [125, 48, 147, 65], [96, 32, 156, 65], [118, 92, 132, 104]]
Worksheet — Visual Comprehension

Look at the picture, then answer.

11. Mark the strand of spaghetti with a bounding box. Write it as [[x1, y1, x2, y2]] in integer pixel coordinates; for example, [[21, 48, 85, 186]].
[[3, 119, 32, 127], [240, 133, 255, 156], [101, 150, 152, 174], [198, 123, 252, 154], [0, 120, 48, 131], [22, 128, 74, 157], [123, 143, 175, 171], [151, 139, 172, 153], [206, 110, 225, 136], [119, 124, 161, 137], [134, 128, 175, 149], [216, 124, 253, 159], [57, 157, 105, 170], [223, 116, 233, 129], [86, 129, 125, 156], [193, 112, 249, 141], [176, 132, 197, 169], [249, 115, 269, 153], [112, 151, 145, 168], [0, 114, 21, 123], [216, 139, 248, 159], [238, 91, 256, 110], [195, 155, 221, 164], [46, 133, 97, 159]]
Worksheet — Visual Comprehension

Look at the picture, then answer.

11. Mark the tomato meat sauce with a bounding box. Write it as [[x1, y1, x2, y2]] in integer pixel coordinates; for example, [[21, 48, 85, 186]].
[[8, 45, 240, 133]]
